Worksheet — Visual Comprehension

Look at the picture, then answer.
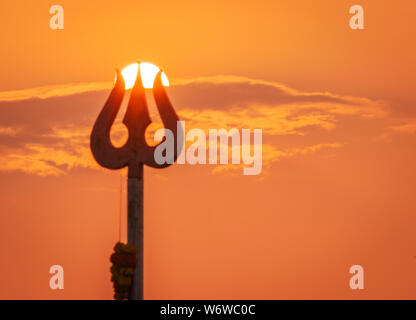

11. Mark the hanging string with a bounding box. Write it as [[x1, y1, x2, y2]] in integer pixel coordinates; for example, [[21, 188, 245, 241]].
[[118, 169, 123, 242]]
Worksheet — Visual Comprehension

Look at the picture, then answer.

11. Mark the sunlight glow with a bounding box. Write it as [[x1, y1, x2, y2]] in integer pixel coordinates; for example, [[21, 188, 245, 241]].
[[121, 62, 169, 89]]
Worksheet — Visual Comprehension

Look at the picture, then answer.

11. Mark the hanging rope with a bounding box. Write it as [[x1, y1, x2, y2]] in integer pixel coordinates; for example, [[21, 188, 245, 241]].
[[118, 169, 123, 242], [111, 169, 137, 300]]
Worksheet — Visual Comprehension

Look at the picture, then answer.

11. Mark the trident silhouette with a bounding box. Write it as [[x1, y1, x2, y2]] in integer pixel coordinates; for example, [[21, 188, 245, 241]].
[[90, 63, 182, 300]]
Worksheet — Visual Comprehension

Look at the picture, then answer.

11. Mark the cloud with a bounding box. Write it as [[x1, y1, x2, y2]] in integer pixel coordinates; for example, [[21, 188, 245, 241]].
[[0, 123, 130, 176], [389, 120, 416, 135], [211, 143, 342, 175], [0, 75, 387, 176], [0, 82, 111, 102], [172, 75, 387, 117], [0, 127, 20, 136], [377, 118, 416, 142], [178, 106, 336, 136]]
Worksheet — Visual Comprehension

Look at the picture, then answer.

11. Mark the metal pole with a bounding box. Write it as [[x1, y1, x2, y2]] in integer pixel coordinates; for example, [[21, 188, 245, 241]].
[[127, 162, 143, 300]]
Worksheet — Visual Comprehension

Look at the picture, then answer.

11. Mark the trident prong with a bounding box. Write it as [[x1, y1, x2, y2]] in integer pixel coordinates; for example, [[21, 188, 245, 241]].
[[90, 63, 183, 300]]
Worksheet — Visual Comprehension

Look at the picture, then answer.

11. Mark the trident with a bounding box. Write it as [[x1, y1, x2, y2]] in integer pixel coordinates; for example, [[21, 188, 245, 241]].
[[90, 63, 182, 300]]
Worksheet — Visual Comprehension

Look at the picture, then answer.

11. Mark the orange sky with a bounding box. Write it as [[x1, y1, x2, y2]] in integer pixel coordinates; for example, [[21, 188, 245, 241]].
[[0, 0, 416, 299]]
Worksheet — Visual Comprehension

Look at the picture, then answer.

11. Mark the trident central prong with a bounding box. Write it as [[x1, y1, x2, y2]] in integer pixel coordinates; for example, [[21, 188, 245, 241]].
[[90, 63, 183, 300]]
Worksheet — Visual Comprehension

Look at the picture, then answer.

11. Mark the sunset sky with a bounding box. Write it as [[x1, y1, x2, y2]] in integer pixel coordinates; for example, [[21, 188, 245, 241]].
[[0, 0, 416, 299]]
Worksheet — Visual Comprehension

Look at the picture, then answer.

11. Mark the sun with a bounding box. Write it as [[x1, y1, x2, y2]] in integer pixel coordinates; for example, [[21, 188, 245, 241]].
[[121, 62, 169, 90]]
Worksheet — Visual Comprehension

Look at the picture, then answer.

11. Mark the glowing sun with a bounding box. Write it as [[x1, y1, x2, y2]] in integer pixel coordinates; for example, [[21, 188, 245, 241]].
[[121, 62, 169, 89]]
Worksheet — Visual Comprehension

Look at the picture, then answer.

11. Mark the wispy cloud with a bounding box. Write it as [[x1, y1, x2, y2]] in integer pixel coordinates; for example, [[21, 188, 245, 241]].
[[211, 143, 342, 175], [377, 118, 416, 142], [389, 120, 416, 135], [0, 75, 388, 176], [0, 82, 111, 102]]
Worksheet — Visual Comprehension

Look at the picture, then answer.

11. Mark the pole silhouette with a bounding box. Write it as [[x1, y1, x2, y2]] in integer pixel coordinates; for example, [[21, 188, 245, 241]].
[[90, 63, 182, 299]]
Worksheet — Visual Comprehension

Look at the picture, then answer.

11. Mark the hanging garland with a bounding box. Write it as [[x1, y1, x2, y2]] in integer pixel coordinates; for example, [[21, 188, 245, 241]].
[[110, 242, 137, 300]]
